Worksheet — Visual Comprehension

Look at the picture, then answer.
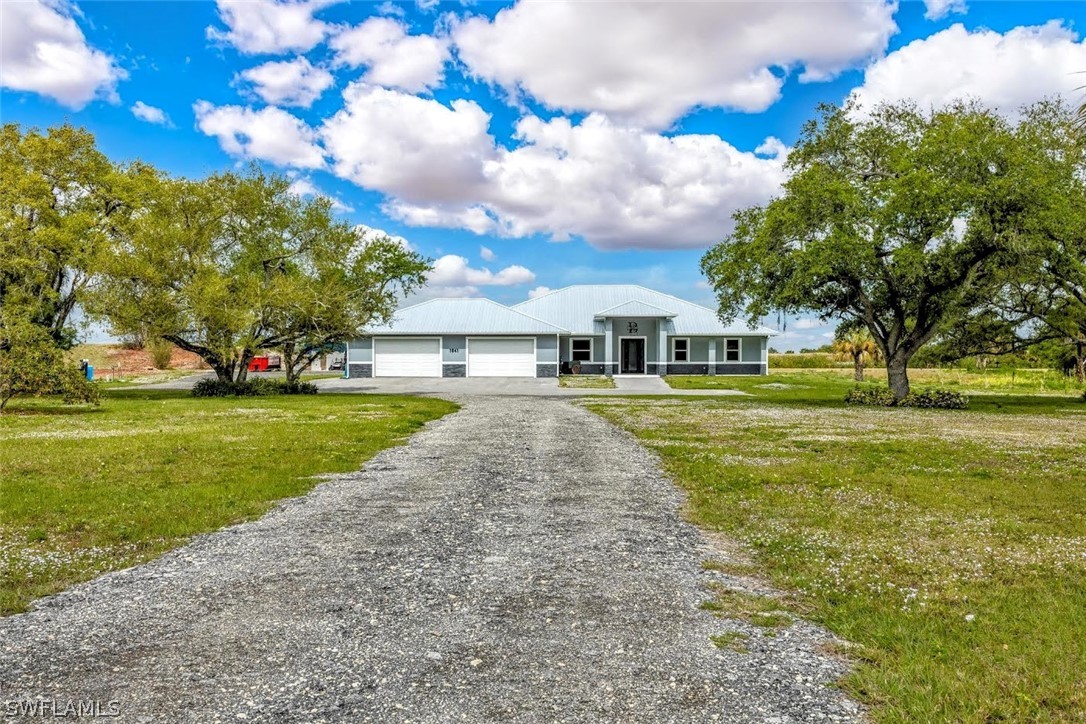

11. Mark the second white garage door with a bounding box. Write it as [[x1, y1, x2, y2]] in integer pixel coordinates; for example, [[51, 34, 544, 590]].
[[467, 337, 536, 377], [374, 337, 441, 377]]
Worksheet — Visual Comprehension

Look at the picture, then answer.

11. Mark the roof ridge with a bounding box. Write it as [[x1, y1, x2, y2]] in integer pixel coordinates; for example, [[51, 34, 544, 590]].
[[630, 284, 722, 316], [595, 298, 677, 315]]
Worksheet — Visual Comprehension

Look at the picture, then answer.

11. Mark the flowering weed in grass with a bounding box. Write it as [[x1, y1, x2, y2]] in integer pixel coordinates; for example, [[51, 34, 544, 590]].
[[587, 393, 1086, 722]]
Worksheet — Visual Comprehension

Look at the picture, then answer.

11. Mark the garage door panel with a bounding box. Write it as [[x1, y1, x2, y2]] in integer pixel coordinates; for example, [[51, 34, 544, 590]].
[[374, 338, 441, 377], [468, 338, 535, 377]]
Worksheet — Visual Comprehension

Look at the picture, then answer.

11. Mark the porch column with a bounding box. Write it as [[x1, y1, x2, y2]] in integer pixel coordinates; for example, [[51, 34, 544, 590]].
[[708, 339, 716, 375], [657, 318, 667, 376], [604, 318, 613, 376]]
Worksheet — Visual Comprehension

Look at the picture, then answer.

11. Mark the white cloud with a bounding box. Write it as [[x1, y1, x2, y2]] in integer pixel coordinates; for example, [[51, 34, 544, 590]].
[[207, 0, 339, 55], [320, 84, 787, 250], [923, 0, 966, 20], [527, 286, 552, 299], [194, 101, 325, 168], [130, 101, 171, 126], [217, 81, 786, 250], [377, 1, 406, 18], [851, 22, 1086, 118], [353, 223, 414, 251], [0, 0, 126, 108], [453, 1, 897, 128], [428, 254, 535, 287], [237, 57, 333, 108], [330, 17, 449, 92], [321, 83, 493, 200], [286, 175, 354, 213], [479, 245, 496, 261]]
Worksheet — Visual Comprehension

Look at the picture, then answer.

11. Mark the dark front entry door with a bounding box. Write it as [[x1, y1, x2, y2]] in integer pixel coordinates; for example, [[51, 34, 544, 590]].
[[620, 338, 646, 374]]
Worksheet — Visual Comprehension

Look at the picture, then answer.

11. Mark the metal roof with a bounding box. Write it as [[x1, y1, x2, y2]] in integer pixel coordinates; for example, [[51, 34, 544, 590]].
[[368, 298, 568, 335], [594, 300, 676, 319], [513, 285, 776, 336]]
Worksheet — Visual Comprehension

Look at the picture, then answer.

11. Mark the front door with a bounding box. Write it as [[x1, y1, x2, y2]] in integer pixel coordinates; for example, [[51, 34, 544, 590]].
[[620, 338, 645, 374]]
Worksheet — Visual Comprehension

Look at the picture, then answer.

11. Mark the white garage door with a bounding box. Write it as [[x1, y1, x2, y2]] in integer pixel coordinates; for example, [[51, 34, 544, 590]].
[[374, 338, 441, 377], [468, 338, 536, 377]]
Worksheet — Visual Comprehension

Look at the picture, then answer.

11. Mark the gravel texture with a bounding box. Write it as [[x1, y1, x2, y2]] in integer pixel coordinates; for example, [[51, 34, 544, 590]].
[[0, 397, 861, 722]]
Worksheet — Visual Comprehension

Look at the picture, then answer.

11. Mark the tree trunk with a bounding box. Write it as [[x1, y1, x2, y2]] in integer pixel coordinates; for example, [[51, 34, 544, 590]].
[[213, 364, 233, 383], [853, 353, 864, 382], [886, 352, 911, 400], [235, 350, 254, 383], [283, 342, 301, 386]]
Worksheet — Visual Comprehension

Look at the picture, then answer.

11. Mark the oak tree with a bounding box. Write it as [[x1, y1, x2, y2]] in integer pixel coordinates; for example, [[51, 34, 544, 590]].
[[702, 101, 1050, 398]]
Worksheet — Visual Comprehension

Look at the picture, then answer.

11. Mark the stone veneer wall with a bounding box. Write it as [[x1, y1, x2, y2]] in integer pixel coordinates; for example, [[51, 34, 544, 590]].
[[442, 363, 466, 378], [347, 363, 372, 378]]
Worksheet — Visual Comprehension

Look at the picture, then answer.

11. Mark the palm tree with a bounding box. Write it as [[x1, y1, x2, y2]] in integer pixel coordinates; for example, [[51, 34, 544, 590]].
[[834, 329, 881, 382]]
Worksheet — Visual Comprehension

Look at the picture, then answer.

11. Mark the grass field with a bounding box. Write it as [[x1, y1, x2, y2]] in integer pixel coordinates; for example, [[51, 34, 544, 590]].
[[558, 374, 615, 389], [588, 371, 1086, 721], [0, 390, 456, 615], [666, 369, 1085, 412]]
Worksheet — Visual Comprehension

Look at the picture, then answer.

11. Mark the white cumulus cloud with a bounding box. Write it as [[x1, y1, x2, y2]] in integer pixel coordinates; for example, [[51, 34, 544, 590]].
[[1, 0, 126, 109], [353, 223, 414, 251], [479, 245, 496, 261], [207, 0, 339, 54], [131, 101, 171, 126], [923, 0, 966, 20], [452, 0, 897, 128], [527, 286, 552, 299], [194, 101, 325, 168], [851, 22, 1086, 117], [330, 17, 449, 92], [319, 84, 788, 250], [428, 255, 535, 287], [237, 57, 334, 108]]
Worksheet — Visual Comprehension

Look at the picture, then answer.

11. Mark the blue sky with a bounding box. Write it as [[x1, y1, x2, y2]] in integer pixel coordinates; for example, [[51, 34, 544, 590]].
[[3, 0, 1085, 349]]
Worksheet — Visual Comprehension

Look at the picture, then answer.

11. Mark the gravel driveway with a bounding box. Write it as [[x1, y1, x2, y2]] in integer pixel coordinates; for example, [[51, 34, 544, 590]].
[[0, 398, 860, 722]]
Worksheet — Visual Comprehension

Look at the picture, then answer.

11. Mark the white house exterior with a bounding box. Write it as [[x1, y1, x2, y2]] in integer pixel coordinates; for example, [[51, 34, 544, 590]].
[[345, 285, 775, 379]]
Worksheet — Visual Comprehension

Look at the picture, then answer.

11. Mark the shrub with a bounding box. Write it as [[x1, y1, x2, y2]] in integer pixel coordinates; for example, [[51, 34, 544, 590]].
[[191, 377, 318, 397], [844, 384, 898, 407], [148, 338, 173, 370], [901, 389, 969, 410], [845, 385, 969, 409], [279, 380, 319, 395]]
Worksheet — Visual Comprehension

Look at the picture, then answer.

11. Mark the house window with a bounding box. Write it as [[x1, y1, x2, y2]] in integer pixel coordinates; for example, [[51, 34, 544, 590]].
[[571, 338, 592, 362], [725, 338, 740, 362], [672, 338, 689, 362]]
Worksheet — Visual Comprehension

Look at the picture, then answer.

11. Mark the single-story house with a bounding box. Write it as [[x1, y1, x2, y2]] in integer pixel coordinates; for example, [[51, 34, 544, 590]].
[[345, 285, 775, 378]]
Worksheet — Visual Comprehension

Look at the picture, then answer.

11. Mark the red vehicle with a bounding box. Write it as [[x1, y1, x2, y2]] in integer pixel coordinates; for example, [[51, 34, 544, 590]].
[[247, 354, 282, 372]]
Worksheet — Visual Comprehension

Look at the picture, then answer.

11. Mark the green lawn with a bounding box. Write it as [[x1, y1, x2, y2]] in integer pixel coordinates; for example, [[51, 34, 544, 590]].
[[0, 390, 457, 614], [587, 375, 1086, 722]]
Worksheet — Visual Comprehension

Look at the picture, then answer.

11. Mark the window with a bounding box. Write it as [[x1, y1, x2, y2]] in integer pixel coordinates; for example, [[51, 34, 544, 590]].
[[725, 338, 740, 362], [672, 338, 689, 362], [571, 338, 592, 362]]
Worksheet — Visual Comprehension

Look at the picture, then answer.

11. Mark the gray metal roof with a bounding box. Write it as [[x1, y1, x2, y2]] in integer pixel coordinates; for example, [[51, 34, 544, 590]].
[[594, 300, 676, 318], [513, 285, 776, 336], [369, 298, 568, 335]]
